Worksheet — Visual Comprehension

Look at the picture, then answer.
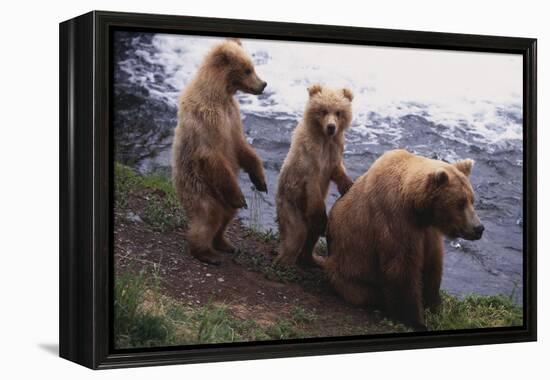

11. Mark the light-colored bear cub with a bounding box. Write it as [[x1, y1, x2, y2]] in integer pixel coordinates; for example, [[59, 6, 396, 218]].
[[276, 84, 354, 266], [172, 38, 268, 265]]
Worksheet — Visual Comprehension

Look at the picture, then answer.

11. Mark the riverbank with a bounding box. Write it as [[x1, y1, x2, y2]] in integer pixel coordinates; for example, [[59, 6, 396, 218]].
[[113, 163, 522, 348]]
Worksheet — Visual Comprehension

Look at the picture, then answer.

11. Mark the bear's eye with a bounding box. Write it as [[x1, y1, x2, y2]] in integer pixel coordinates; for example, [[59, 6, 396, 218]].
[[244, 68, 252, 75], [457, 199, 467, 210], [321, 109, 328, 116], [335, 111, 341, 117]]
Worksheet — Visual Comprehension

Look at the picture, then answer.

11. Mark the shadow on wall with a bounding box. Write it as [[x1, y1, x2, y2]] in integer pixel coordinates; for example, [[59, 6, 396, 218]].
[[37, 343, 59, 356]]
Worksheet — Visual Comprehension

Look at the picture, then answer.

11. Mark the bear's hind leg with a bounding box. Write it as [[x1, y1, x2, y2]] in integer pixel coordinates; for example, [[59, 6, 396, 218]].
[[213, 208, 237, 253], [330, 271, 381, 307], [275, 214, 307, 267], [186, 202, 224, 265], [298, 230, 320, 267]]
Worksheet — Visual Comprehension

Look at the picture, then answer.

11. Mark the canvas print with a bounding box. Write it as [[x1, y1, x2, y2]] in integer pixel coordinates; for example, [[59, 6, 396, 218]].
[[112, 31, 523, 349]]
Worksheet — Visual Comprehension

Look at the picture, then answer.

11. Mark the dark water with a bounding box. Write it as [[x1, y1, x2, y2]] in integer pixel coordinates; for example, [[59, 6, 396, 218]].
[[113, 31, 524, 303]]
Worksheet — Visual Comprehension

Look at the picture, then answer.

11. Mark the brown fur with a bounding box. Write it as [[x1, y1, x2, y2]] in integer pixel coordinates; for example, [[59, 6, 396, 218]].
[[320, 150, 483, 329], [172, 38, 268, 265], [275, 85, 354, 267]]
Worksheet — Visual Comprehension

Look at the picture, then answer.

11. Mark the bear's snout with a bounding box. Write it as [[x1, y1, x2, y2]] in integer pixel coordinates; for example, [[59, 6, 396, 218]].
[[251, 79, 267, 95], [473, 224, 485, 239], [327, 123, 336, 136], [461, 223, 484, 241]]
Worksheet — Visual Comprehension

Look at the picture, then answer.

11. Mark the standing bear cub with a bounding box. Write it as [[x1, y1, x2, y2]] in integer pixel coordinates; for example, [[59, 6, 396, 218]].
[[318, 149, 484, 330], [276, 84, 354, 267], [172, 38, 268, 265]]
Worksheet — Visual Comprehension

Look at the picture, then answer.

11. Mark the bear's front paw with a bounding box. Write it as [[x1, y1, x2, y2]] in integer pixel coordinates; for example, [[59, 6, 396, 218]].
[[249, 173, 268, 193]]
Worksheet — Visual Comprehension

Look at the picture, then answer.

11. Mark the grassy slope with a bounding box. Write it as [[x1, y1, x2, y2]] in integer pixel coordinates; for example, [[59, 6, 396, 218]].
[[114, 163, 522, 348]]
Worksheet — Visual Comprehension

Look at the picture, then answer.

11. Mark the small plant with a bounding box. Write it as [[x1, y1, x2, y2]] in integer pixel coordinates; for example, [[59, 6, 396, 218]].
[[316, 238, 328, 256], [508, 280, 519, 301], [373, 318, 411, 333], [114, 163, 139, 210], [143, 193, 186, 232], [234, 249, 294, 282], [289, 306, 317, 324], [265, 318, 303, 340], [247, 188, 265, 231], [248, 228, 279, 243], [234, 245, 326, 287], [114, 162, 186, 230]]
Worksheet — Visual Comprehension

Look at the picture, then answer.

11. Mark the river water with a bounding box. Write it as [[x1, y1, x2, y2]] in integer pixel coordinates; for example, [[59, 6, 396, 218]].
[[113, 31, 524, 303]]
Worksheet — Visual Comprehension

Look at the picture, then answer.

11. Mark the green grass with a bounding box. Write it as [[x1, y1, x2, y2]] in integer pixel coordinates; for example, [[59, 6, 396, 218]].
[[114, 271, 175, 348], [193, 304, 311, 342], [114, 271, 318, 348], [114, 270, 522, 348], [426, 291, 523, 330], [195, 305, 251, 343], [115, 162, 186, 231]]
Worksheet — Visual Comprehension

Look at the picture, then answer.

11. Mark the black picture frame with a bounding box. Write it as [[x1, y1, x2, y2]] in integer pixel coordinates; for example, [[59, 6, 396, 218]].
[[59, 10, 537, 369]]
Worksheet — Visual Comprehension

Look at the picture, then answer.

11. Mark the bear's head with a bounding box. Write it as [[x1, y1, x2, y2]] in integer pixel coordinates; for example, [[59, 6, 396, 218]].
[[204, 38, 267, 95], [304, 84, 354, 137], [415, 159, 484, 241]]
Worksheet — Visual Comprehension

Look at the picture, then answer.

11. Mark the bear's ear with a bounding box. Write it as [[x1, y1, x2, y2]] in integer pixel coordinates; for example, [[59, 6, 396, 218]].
[[454, 159, 474, 177], [342, 88, 354, 101], [429, 168, 449, 188], [308, 84, 323, 97], [226, 38, 242, 46], [212, 47, 231, 67]]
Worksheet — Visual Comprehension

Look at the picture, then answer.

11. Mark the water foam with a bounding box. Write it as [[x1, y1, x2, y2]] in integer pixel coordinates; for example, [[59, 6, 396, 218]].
[[118, 33, 523, 146]]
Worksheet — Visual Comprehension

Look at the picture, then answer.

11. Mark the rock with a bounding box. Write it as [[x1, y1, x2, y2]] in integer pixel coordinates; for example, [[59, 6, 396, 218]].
[[206, 273, 212, 277], [126, 211, 143, 223], [450, 240, 462, 249], [217, 277, 224, 283]]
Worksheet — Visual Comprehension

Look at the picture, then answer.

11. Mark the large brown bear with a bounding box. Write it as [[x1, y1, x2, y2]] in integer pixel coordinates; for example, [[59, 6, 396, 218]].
[[317, 149, 484, 330], [275, 84, 354, 267], [172, 38, 268, 265]]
